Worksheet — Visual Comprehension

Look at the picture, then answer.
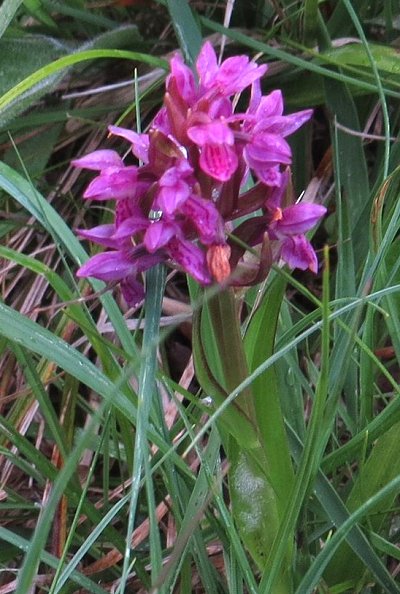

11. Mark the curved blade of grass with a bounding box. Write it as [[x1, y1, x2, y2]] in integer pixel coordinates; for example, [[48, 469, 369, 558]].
[[200, 17, 400, 99], [11, 344, 68, 460], [0, 49, 167, 113], [0, 161, 137, 357], [0, 301, 190, 478], [324, 420, 400, 587], [49, 414, 111, 594], [0, 0, 24, 38], [258, 247, 330, 591], [0, 527, 108, 594], [165, 0, 202, 67], [118, 264, 166, 593], [286, 424, 400, 594], [13, 396, 111, 594], [342, 0, 391, 180], [303, 0, 319, 46], [295, 474, 400, 594], [0, 301, 137, 419]]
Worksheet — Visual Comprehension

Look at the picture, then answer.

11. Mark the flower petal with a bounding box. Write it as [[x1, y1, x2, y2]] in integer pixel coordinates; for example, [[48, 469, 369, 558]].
[[77, 251, 133, 281], [196, 41, 218, 90], [108, 125, 149, 163], [257, 111, 313, 137], [274, 203, 327, 236], [72, 150, 123, 170], [167, 53, 196, 104], [77, 224, 117, 248], [120, 276, 145, 306], [180, 196, 224, 245], [144, 221, 178, 252], [199, 143, 238, 182], [281, 235, 318, 273], [188, 119, 234, 146], [83, 166, 138, 200], [112, 214, 149, 240], [168, 238, 211, 285]]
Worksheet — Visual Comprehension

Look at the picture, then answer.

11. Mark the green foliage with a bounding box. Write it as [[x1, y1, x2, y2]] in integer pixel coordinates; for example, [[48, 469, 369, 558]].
[[1, 0, 400, 593]]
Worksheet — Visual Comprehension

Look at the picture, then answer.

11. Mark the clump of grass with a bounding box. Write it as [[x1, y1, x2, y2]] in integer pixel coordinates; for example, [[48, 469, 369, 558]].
[[1, 1, 400, 593]]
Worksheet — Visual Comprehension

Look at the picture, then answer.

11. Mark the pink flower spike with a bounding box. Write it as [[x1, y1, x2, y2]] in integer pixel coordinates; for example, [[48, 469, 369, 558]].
[[108, 125, 149, 163], [72, 150, 123, 171], [281, 235, 318, 273]]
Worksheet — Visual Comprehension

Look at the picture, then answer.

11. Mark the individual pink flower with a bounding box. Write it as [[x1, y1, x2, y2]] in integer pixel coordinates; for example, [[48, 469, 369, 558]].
[[243, 84, 313, 186], [196, 41, 267, 96], [187, 119, 238, 182]]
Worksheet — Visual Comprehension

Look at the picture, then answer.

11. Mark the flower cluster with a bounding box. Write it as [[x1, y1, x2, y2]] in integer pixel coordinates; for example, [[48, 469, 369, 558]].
[[73, 42, 326, 305]]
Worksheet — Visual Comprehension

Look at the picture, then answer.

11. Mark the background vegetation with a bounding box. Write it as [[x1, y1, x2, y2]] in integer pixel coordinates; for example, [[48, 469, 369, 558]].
[[1, 0, 400, 592]]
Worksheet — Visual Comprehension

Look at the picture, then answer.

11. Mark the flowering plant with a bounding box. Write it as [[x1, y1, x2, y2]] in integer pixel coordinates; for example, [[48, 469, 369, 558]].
[[73, 42, 326, 305]]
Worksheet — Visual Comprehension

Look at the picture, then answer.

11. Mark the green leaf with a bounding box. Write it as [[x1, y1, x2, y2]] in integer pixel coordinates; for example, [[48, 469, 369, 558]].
[[244, 273, 294, 513], [324, 421, 400, 588], [323, 42, 400, 75], [0, 527, 109, 594], [0, 0, 24, 39], [0, 44, 165, 128], [23, 0, 57, 28], [0, 301, 137, 421], [165, 0, 202, 67]]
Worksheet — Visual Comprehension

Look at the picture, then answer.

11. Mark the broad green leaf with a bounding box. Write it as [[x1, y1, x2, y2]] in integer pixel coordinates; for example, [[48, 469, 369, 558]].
[[323, 42, 400, 75], [165, 0, 202, 67], [0, 0, 24, 39], [0, 35, 69, 128], [287, 424, 399, 594], [244, 273, 294, 510]]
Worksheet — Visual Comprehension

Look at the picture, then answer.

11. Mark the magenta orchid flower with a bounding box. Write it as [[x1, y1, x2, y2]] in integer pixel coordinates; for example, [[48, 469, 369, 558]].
[[73, 42, 326, 305]]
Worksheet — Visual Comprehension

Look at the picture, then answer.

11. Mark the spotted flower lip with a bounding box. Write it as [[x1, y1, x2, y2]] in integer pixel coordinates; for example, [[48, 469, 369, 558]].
[[73, 42, 325, 304]]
